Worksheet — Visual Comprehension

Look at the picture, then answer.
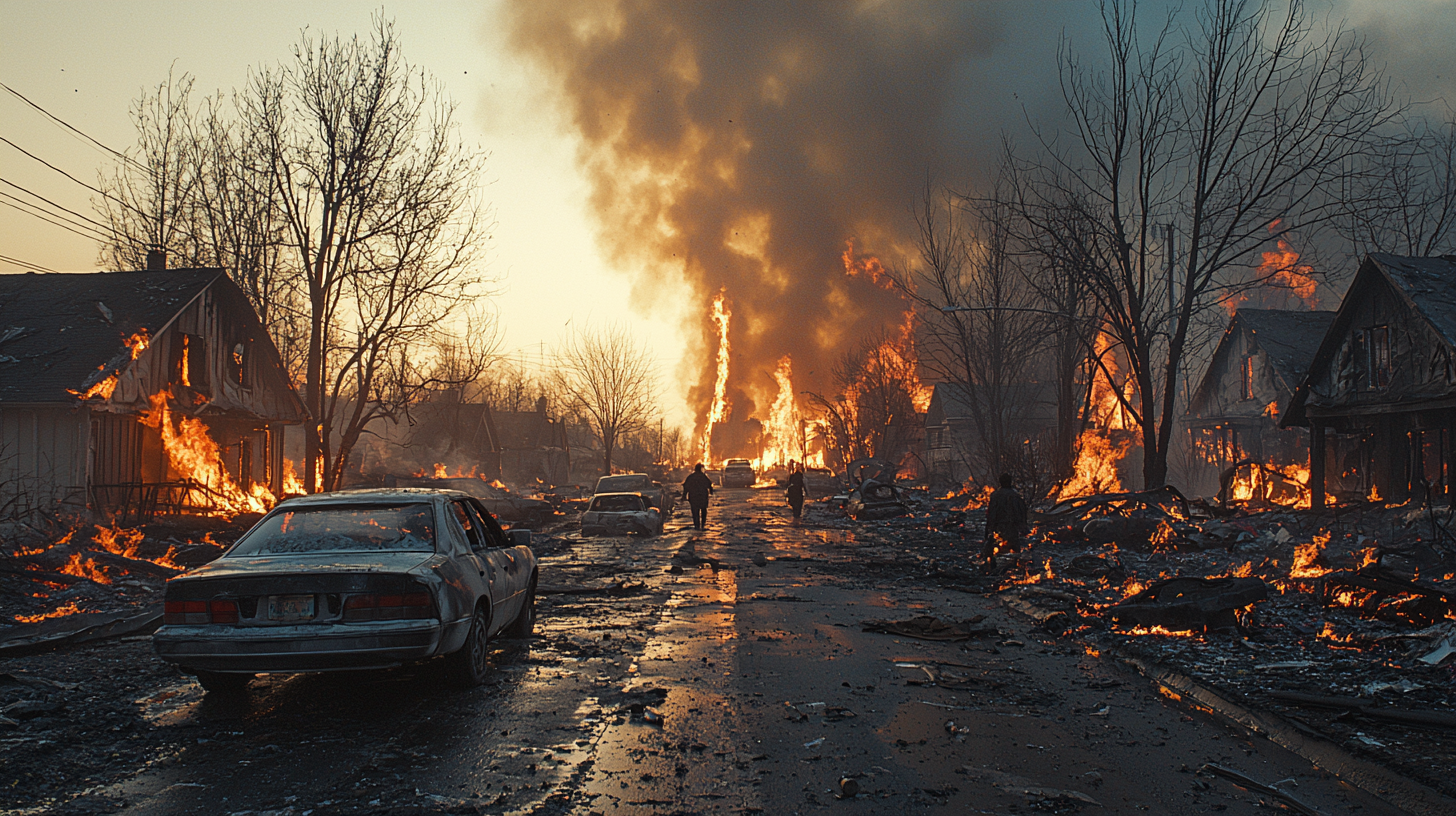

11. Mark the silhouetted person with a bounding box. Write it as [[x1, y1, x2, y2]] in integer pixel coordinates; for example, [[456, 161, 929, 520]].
[[682, 463, 715, 530], [982, 472, 1029, 571], [785, 461, 806, 520]]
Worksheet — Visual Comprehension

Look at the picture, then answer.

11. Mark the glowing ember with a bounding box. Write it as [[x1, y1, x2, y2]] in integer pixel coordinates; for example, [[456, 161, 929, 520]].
[[1291, 531, 1333, 579], [1257, 220, 1319, 308], [701, 290, 732, 465], [15, 600, 84, 623], [957, 484, 995, 511], [141, 388, 275, 516], [1124, 624, 1198, 636]]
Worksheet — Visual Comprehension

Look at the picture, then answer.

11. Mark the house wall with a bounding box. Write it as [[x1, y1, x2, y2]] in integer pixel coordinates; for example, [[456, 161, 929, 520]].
[[0, 405, 90, 517]]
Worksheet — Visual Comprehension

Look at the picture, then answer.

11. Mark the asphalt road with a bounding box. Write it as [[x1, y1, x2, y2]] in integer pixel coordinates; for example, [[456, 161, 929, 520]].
[[45, 488, 1413, 815]]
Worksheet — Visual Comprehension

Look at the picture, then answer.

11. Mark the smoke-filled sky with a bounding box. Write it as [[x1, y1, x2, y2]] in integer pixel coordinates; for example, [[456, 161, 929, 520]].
[[3, 0, 1453, 435]]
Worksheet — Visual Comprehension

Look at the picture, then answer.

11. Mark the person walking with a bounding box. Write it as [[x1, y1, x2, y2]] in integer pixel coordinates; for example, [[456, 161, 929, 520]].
[[682, 463, 715, 531], [982, 472, 1029, 572], [785, 461, 806, 521]]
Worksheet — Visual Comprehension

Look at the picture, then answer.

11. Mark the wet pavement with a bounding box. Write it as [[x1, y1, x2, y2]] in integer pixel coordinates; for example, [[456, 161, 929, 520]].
[[10, 489, 1421, 814]]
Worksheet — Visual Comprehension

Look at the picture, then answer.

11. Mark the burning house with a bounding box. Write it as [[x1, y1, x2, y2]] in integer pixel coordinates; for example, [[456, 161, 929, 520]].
[[1185, 308, 1336, 501], [0, 268, 306, 520], [1286, 253, 1456, 508]]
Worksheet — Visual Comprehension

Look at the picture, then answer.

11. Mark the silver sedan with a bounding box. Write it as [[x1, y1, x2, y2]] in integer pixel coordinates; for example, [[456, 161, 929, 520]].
[[153, 488, 537, 692]]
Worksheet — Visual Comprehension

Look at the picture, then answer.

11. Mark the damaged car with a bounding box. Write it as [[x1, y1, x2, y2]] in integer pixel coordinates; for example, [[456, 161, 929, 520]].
[[152, 488, 537, 693], [581, 492, 663, 536], [846, 479, 910, 521]]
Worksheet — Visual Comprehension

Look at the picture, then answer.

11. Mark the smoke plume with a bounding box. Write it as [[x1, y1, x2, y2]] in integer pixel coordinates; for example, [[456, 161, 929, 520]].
[[505, 1, 1020, 452]]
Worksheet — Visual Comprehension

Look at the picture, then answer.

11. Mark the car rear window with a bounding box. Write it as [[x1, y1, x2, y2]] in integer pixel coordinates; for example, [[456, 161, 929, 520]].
[[228, 504, 437, 555], [591, 495, 645, 512], [597, 475, 650, 493]]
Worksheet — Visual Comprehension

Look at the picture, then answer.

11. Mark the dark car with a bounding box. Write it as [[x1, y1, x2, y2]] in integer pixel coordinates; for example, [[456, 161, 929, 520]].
[[594, 473, 674, 515], [152, 488, 538, 693], [720, 459, 755, 488]]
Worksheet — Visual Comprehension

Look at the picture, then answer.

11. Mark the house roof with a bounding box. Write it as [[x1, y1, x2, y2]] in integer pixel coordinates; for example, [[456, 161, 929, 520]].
[[0, 269, 223, 404], [1235, 309, 1338, 393], [1283, 253, 1456, 427], [926, 381, 1057, 425]]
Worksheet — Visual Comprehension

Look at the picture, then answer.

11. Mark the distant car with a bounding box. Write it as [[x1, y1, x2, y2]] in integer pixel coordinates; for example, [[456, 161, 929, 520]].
[[594, 473, 674, 515], [721, 459, 755, 488], [152, 488, 538, 693], [846, 479, 910, 520], [581, 492, 663, 536]]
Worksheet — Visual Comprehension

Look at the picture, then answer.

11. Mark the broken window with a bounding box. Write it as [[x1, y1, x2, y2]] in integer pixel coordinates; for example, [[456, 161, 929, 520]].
[[228, 339, 252, 388], [1240, 356, 1256, 400], [1364, 326, 1392, 390], [171, 332, 209, 393]]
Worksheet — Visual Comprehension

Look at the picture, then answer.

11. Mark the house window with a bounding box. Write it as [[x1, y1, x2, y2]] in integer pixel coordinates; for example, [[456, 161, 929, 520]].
[[171, 332, 209, 393], [1240, 356, 1256, 400], [1364, 326, 1391, 390], [228, 339, 252, 388]]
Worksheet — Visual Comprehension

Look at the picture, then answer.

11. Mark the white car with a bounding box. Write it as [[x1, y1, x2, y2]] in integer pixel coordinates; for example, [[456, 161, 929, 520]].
[[581, 492, 663, 536]]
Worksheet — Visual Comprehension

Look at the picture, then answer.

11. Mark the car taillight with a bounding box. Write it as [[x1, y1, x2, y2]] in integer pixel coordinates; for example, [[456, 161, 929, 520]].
[[165, 600, 239, 625], [343, 592, 433, 622]]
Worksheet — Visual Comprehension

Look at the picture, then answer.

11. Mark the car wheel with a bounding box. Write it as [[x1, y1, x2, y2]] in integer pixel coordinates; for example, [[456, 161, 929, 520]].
[[446, 605, 491, 687], [195, 670, 251, 694], [504, 581, 536, 639]]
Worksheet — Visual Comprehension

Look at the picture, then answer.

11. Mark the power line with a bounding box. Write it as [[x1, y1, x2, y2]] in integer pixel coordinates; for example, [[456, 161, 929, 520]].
[[0, 135, 146, 218], [0, 177, 112, 232], [0, 253, 56, 274], [0, 191, 109, 242], [0, 81, 142, 171], [0, 198, 107, 243]]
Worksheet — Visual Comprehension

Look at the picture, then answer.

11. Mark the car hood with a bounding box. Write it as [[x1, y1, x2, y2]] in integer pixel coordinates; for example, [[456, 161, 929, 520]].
[[180, 551, 437, 581]]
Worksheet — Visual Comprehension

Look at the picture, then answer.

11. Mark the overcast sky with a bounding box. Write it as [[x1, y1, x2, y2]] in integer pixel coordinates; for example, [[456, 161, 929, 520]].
[[2, 1, 1452, 431]]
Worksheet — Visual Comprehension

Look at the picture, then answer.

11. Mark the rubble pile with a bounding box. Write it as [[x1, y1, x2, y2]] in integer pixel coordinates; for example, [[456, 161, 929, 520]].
[[804, 489, 1456, 800]]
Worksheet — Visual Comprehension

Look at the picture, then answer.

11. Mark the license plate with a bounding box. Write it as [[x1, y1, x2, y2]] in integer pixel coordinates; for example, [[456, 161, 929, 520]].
[[268, 594, 315, 621]]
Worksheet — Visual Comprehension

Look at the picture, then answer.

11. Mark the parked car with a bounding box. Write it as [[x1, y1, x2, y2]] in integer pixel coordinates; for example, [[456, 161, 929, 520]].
[[721, 458, 756, 488], [581, 492, 663, 536], [594, 473, 674, 515], [845, 479, 910, 520], [152, 488, 537, 693]]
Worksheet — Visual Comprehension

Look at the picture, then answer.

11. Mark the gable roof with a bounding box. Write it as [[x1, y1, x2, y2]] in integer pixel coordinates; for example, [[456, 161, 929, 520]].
[[0, 269, 223, 404], [1283, 253, 1456, 427], [1236, 309, 1338, 393]]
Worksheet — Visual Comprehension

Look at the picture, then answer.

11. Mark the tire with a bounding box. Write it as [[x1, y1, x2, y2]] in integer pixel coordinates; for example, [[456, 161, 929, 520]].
[[504, 580, 537, 639], [195, 670, 251, 694], [445, 605, 491, 687]]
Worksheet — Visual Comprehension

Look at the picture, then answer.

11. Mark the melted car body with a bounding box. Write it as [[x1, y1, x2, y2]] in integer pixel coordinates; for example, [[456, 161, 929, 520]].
[[581, 492, 663, 536]]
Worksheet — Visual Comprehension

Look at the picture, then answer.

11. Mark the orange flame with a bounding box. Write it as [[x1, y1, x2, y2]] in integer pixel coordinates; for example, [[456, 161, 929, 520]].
[[753, 356, 803, 472], [59, 553, 111, 584], [68, 330, 151, 400], [702, 290, 732, 464], [141, 389, 275, 516], [15, 600, 84, 623], [1291, 531, 1333, 579], [282, 459, 305, 495], [842, 238, 895, 290], [433, 462, 449, 479], [1258, 220, 1319, 308], [1058, 334, 1135, 500], [93, 523, 144, 559]]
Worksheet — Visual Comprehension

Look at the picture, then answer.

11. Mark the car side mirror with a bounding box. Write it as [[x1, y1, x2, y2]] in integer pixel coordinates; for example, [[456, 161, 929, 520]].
[[508, 529, 532, 547]]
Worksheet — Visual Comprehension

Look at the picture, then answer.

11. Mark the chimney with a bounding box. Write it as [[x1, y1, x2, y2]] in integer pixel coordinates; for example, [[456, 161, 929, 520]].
[[146, 248, 167, 271]]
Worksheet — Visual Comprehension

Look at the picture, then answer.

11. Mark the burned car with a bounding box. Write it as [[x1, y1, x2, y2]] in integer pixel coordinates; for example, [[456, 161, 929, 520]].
[[846, 479, 910, 521], [153, 489, 537, 693], [581, 492, 663, 536], [594, 472, 674, 515]]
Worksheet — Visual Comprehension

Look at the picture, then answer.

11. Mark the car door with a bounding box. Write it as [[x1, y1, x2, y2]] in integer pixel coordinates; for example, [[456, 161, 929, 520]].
[[466, 498, 527, 630], [447, 500, 495, 614]]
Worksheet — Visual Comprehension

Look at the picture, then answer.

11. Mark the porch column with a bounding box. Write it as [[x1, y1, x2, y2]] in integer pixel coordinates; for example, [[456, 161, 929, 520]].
[[1310, 424, 1326, 511]]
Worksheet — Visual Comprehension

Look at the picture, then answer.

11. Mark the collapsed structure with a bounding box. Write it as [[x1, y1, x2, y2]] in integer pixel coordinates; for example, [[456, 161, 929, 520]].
[[0, 268, 306, 520]]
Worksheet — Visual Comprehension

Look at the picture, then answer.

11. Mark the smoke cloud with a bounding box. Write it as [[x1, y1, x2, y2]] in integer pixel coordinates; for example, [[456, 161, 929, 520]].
[[504, 1, 1060, 450]]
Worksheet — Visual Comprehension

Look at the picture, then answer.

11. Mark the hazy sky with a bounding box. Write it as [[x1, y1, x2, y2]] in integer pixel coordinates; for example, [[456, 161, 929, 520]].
[[3, 1, 1453, 433]]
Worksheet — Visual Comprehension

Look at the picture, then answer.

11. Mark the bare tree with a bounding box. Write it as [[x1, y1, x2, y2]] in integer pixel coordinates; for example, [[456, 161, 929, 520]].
[[806, 329, 922, 470], [888, 182, 1051, 487], [1339, 113, 1456, 258], [551, 325, 658, 476], [1009, 0, 1398, 489], [100, 17, 494, 492]]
